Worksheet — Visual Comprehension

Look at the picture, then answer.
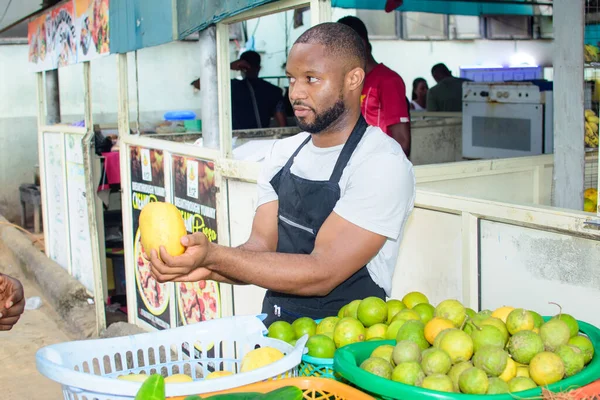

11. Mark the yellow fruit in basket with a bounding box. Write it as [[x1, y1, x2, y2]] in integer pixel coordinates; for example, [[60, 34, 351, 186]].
[[316, 317, 339, 335], [434, 299, 466, 328], [584, 198, 596, 213], [506, 309, 535, 335], [366, 323, 388, 340], [333, 317, 365, 348], [529, 352, 565, 386], [402, 292, 429, 309], [424, 317, 454, 345], [584, 188, 598, 202], [139, 202, 187, 259], [498, 357, 517, 382], [491, 306, 515, 323], [588, 115, 600, 124], [386, 299, 407, 323], [515, 366, 530, 378], [240, 347, 285, 373], [117, 373, 149, 382], [164, 373, 193, 383], [205, 371, 234, 380], [357, 297, 388, 327], [585, 109, 597, 119]]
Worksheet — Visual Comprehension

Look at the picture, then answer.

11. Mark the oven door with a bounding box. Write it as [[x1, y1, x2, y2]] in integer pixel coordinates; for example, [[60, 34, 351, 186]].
[[462, 102, 544, 159]]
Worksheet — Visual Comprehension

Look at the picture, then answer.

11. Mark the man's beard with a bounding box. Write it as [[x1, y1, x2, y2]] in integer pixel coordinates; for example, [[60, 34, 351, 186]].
[[294, 95, 346, 134]]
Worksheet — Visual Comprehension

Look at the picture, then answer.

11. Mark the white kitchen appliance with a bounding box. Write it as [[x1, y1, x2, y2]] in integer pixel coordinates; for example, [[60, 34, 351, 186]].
[[462, 82, 553, 159]]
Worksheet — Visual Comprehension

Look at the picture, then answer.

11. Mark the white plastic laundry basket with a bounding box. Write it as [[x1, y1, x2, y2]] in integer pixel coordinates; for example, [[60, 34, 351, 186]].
[[36, 314, 307, 400]]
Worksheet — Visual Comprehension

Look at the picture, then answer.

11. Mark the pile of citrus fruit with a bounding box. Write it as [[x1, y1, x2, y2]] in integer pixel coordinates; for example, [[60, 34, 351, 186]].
[[267, 293, 596, 395]]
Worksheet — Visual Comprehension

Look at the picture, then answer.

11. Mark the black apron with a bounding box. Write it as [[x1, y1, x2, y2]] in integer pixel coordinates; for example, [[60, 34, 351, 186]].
[[261, 116, 385, 326]]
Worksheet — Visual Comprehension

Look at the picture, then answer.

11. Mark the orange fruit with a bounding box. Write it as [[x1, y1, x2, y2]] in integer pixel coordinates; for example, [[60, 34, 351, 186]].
[[425, 317, 455, 345]]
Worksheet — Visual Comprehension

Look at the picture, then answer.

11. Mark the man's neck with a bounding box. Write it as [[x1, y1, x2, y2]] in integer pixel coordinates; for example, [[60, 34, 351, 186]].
[[365, 54, 379, 75], [310, 109, 360, 148]]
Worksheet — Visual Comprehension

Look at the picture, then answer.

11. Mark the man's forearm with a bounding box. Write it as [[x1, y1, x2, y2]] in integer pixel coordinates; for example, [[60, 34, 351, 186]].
[[205, 244, 331, 296], [207, 238, 274, 285]]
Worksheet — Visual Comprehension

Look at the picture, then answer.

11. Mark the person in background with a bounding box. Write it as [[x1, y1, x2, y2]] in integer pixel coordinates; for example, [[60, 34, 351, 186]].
[[0, 273, 25, 331], [191, 51, 287, 130], [410, 78, 428, 111], [337, 16, 411, 158], [426, 63, 469, 112]]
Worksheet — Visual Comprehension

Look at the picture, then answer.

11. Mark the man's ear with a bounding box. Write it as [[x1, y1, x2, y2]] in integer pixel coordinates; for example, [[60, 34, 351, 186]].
[[347, 67, 365, 92]]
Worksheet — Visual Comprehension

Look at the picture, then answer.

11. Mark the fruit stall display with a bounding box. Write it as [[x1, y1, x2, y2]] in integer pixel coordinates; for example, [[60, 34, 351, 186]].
[[266, 293, 599, 399]]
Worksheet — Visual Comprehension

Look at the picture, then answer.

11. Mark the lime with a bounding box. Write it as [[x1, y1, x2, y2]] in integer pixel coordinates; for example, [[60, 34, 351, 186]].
[[438, 329, 474, 364], [333, 317, 365, 348], [402, 292, 429, 309], [529, 352, 565, 386], [357, 297, 388, 327], [459, 367, 489, 394], [360, 357, 393, 379], [366, 323, 388, 341], [413, 303, 435, 325], [506, 309, 535, 335], [508, 376, 537, 392], [386, 299, 407, 323], [267, 321, 295, 344], [344, 300, 362, 319], [371, 344, 395, 365], [448, 361, 473, 391], [434, 299, 466, 328], [555, 344, 584, 377], [393, 340, 422, 365], [473, 346, 508, 377], [396, 320, 429, 351], [306, 334, 336, 359], [292, 317, 317, 339], [420, 373, 453, 392], [421, 347, 452, 375], [569, 335, 595, 364], [487, 377, 510, 394], [392, 362, 425, 386], [316, 317, 339, 335], [552, 314, 580, 338]]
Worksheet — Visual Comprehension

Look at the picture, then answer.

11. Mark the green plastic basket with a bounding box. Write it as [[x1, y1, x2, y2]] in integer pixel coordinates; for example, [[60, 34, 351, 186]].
[[297, 318, 339, 380], [333, 318, 600, 400], [300, 353, 338, 380]]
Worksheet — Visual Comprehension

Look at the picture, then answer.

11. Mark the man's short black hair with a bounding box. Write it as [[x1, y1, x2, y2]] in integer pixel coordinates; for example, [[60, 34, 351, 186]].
[[432, 63, 451, 76], [337, 16, 369, 42], [240, 50, 261, 68], [294, 22, 367, 70]]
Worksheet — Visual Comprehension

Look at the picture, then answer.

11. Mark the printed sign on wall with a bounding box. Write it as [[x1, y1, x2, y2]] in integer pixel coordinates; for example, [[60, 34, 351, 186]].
[[171, 155, 220, 327], [130, 146, 171, 330]]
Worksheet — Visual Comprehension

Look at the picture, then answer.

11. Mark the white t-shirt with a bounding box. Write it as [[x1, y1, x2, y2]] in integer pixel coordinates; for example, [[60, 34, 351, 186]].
[[256, 125, 416, 296]]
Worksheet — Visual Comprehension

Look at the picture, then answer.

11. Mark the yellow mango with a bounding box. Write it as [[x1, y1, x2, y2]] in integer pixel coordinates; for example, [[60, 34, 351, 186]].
[[139, 202, 187, 259]]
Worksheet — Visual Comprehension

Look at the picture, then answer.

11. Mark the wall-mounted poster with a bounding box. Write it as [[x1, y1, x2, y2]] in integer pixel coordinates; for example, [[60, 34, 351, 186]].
[[43, 133, 69, 270], [28, 0, 110, 71], [130, 146, 171, 330], [75, 0, 109, 62], [171, 155, 220, 327]]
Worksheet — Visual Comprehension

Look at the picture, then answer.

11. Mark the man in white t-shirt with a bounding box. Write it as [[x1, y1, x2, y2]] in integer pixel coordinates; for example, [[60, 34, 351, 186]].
[[149, 22, 416, 325]]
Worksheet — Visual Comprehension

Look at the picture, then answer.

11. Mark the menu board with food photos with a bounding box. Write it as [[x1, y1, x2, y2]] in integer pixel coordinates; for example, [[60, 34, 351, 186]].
[[28, 0, 109, 72], [171, 155, 221, 327], [130, 146, 171, 330]]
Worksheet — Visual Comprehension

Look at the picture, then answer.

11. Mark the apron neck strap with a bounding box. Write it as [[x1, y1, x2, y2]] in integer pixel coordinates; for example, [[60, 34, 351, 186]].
[[282, 115, 368, 180], [329, 115, 368, 184], [283, 135, 311, 171]]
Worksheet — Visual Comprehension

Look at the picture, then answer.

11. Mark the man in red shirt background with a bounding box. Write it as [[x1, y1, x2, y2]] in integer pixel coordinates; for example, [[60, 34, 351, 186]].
[[338, 16, 411, 158]]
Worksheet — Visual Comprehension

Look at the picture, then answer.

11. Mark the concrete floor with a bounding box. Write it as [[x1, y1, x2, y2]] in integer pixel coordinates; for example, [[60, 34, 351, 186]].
[[0, 242, 72, 399]]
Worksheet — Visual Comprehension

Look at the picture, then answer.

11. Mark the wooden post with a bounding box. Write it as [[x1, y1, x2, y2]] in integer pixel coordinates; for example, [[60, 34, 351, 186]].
[[552, 0, 585, 210]]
